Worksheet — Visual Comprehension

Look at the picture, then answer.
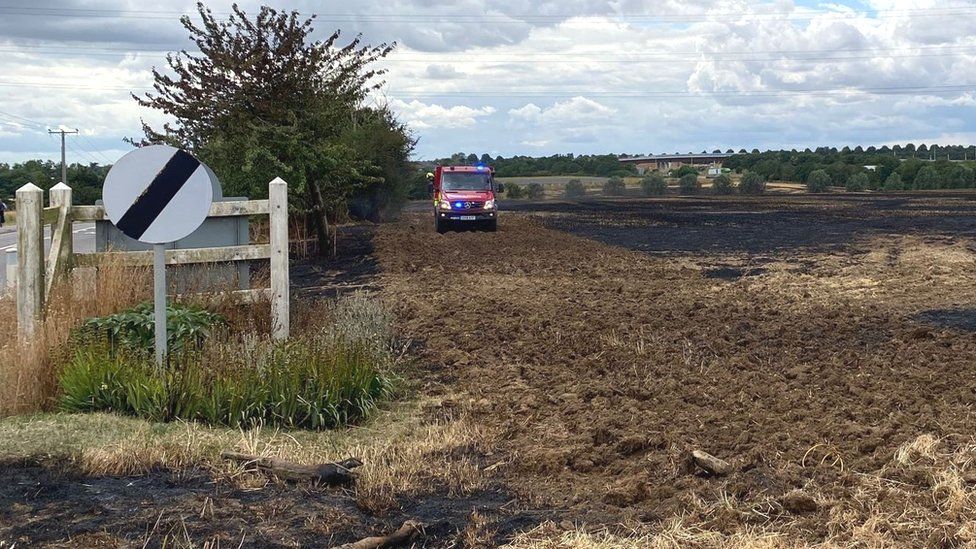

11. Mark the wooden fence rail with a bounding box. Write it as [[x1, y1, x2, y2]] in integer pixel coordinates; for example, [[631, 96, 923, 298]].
[[12, 178, 290, 341]]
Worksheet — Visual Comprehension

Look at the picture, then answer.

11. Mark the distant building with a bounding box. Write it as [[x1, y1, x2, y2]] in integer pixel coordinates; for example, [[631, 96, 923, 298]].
[[620, 153, 733, 174], [863, 165, 877, 171]]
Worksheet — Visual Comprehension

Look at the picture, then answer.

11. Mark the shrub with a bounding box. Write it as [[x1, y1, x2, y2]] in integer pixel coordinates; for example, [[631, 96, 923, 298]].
[[712, 174, 733, 195], [505, 183, 525, 199], [526, 183, 544, 199], [846, 172, 869, 192], [603, 176, 626, 195], [884, 172, 904, 191], [739, 172, 766, 195], [678, 173, 700, 195], [59, 294, 396, 429], [914, 166, 941, 190], [806, 169, 831, 193], [671, 165, 698, 178], [80, 302, 226, 356], [564, 179, 586, 198], [641, 173, 667, 196], [949, 165, 975, 188]]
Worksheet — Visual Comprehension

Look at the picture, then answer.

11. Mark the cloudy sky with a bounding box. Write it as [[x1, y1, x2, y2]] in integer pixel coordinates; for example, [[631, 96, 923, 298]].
[[0, 0, 975, 164]]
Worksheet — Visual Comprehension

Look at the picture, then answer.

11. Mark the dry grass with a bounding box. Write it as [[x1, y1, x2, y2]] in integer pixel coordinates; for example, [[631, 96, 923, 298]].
[[0, 396, 496, 512], [505, 520, 793, 549], [0, 259, 154, 416], [0, 253, 276, 417]]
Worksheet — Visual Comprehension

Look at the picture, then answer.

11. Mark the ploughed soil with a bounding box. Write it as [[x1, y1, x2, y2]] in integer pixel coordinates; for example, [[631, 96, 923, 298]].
[[9, 194, 976, 546], [375, 193, 976, 544]]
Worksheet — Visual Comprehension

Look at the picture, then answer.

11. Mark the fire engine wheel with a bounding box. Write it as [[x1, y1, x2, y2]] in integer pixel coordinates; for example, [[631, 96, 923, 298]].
[[485, 219, 497, 232], [436, 217, 448, 233]]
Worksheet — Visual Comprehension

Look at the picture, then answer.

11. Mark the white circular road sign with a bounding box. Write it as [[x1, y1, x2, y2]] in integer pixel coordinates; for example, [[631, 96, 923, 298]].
[[103, 145, 215, 244]]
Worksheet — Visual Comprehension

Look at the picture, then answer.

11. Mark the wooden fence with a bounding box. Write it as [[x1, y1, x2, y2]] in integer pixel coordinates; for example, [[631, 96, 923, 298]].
[[12, 177, 290, 341]]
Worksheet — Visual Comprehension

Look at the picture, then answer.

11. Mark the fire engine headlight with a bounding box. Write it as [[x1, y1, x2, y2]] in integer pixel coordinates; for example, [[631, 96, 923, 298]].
[[438, 200, 452, 210], [484, 200, 495, 210]]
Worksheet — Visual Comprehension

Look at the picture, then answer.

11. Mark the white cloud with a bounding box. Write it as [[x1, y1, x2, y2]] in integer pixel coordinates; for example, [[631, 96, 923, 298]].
[[389, 99, 496, 129], [508, 97, 615, 125], [2, 0, 976, 162]]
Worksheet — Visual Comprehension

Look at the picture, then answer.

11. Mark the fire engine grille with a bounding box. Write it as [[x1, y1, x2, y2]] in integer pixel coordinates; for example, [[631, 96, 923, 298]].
[[457, 201, 484, 210]]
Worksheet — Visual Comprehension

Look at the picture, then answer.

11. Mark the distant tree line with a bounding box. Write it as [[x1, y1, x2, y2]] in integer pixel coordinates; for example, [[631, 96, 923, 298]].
[[0, 161, 108, 206], [726, 145, 976, 190], [432, 152, 638, 178]]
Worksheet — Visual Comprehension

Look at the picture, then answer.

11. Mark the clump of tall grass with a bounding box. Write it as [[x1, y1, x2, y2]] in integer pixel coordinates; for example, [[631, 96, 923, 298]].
[[0, 260, 154, 416], [58, 293, 397, 430]]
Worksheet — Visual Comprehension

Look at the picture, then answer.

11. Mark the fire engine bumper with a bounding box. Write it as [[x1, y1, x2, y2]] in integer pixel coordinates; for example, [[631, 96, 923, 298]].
[[436, 210, 497, 222]]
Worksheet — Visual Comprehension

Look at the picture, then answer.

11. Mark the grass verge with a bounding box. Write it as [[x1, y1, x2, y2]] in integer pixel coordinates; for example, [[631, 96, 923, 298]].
[[0, 399, 494, 514]]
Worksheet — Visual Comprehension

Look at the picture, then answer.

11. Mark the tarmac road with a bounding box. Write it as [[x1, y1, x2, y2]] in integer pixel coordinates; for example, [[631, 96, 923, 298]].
[[0, 222, 96, 287]]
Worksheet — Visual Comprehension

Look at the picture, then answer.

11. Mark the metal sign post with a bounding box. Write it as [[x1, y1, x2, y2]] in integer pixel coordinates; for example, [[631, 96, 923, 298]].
[[153, 243, 167, 366], [102, 145, 217, 367]]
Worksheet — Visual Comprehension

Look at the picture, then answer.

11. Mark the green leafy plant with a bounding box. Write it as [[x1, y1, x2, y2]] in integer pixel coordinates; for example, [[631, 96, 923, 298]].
[[670, 165, 698, 178], [884, 172, 904, 191], [640, 174, 667, 196], [712, 174, 733, 195], [739, 171, 766, 195], [80, 302, 227, 356], [846, 172, 869, 192], [603, 176, 626, 195], [505, 183, 525, 199], [564, 179, 586, 198], [806, 169, 832, 193], [678, 173, 700, 195], [526, 183, 544, 199], [60, 294, 397, 430]]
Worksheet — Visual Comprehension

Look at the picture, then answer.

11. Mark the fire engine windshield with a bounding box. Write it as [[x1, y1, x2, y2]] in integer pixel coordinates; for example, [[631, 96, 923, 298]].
[[441, 172, 492, 191]]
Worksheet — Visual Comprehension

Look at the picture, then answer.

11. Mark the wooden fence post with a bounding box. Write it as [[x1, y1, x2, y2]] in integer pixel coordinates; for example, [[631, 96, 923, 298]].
[[16, 183, 44, 337], [46, 182, 73, 296], [269, 177, 289, 340]]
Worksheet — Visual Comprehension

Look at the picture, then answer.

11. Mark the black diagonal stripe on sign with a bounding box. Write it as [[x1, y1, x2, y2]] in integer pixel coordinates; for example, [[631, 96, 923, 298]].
[[116, 150, 201, 240]]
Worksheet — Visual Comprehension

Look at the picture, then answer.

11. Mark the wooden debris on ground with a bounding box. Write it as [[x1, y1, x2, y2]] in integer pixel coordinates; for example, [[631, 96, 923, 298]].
[[335, 520, 424, 549], [221, 451, 363, 485], [680, 449, 733, 476]]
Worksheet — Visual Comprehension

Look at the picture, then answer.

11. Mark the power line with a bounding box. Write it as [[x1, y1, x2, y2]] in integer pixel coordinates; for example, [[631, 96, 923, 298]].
[[77, 134, 114, 164], [0, 4, 972, 23], [3, 46, 976, 64], [0, 109, 49, 129], [0, 79, 973, 98], [7, 40, 976, 57], [66, 139, 101, 165]]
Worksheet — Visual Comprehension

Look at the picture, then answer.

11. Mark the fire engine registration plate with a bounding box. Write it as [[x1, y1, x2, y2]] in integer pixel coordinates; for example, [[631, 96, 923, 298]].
[[458, 216, 476, 221]]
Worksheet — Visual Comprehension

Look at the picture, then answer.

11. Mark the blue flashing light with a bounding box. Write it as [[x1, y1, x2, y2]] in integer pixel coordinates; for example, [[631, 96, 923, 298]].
[[475, 164, 487, 171], [454, 202, 463, 209]]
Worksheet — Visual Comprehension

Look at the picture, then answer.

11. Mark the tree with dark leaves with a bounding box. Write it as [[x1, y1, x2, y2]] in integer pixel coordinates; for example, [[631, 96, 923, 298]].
[[132, 2, 411, 254]]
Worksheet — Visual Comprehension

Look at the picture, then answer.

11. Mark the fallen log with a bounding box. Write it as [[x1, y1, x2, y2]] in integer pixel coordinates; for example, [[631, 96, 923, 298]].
[[221, 451, 363, 485], [336, 520, 424, 549], [682, 449, 732, 476]]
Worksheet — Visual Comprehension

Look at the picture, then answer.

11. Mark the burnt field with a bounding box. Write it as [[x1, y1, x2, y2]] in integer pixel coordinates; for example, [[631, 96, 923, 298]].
[[6, 193, 976, 547], [378, 193, 976, 546]]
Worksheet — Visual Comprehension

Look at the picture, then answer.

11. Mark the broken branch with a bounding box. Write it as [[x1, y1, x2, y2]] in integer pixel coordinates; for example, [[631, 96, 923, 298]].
[[336, 520, 424, 549], [221, 451, 363, 485]]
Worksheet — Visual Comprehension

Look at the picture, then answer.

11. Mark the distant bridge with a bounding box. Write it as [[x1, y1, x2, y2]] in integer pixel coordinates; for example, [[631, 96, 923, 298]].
[[620, 153, 733, 174]]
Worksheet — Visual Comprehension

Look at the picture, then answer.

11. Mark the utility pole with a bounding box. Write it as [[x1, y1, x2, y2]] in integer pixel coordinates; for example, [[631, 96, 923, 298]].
[[48, 128, 78, 186]]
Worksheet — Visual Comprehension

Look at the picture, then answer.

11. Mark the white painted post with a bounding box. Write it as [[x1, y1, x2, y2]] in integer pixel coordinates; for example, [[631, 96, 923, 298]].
[[5, 249, 16, 290], [49, 182, 73, 259], [16, 183, 44, 337], [269, 177, 289, 340], [46, 182, 73, 297]]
